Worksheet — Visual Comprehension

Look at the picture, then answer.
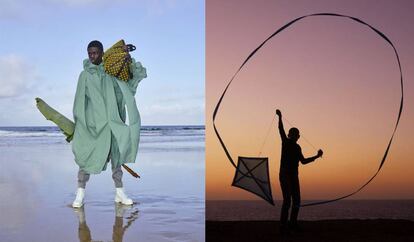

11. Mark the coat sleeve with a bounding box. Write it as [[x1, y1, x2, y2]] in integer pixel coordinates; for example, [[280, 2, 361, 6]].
[[127, 58, 147, 96], [73, 71, 87, 127]]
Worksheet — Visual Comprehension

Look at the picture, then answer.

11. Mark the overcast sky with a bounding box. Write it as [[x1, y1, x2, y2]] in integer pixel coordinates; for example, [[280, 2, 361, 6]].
[[0, 0, 204, 126]]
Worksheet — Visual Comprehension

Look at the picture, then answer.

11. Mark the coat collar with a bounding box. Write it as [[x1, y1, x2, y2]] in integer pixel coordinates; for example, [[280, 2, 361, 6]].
[[83, 59, 104, 74]]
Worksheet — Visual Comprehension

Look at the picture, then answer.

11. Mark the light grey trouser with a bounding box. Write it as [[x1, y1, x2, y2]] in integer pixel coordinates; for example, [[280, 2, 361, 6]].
[[78, 165, 123, 188]]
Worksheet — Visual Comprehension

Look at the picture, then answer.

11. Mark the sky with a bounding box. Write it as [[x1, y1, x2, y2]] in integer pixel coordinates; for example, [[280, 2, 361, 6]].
[[206, 0, 414, 201], [0, 0, 204, 126]]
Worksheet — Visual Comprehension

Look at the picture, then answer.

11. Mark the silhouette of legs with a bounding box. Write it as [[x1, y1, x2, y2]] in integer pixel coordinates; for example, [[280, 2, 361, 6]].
[[279, 171, 301, 232], [290, 175, 301, 226], [279, 172, 292, 230]]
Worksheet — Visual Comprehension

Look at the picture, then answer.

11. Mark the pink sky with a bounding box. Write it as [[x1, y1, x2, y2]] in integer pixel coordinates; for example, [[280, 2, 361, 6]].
[[206, 0, 414, 201]]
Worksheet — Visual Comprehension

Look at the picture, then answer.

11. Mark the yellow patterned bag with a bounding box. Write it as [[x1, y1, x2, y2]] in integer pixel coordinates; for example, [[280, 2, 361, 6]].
[[103, 40, 136, 82]]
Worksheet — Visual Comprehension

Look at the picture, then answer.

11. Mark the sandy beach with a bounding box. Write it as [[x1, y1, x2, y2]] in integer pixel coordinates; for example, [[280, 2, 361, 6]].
[[206, 219, 414, 242], [0, 126, 205, 242]]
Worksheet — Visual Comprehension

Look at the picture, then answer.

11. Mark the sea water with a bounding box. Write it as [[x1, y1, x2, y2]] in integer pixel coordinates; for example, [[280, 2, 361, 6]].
[[0, 126, 205, 242]]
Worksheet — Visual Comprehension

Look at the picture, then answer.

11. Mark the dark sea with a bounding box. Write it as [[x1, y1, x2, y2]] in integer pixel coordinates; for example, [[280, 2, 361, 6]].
[[206, 200, 414, 221]]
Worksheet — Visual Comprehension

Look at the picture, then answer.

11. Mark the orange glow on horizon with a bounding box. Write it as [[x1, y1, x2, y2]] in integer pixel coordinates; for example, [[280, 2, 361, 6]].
[[206, 0, 414, 201]]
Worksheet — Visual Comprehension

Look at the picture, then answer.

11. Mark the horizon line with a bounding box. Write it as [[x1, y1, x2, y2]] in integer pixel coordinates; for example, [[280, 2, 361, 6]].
[[0, 124, 206, 128]]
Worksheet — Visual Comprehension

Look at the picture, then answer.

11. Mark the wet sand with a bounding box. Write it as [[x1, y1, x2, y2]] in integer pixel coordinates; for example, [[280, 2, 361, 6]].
[[206, 219, 414, 242], [0, 127, 205, 242]]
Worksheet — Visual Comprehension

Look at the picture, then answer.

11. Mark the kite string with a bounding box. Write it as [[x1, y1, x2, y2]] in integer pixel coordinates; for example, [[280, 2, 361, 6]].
[[258, 114, 276, 156], [213, 13, 403, 207], [257, 113, 319, 157], [284, 117, 319, 152]]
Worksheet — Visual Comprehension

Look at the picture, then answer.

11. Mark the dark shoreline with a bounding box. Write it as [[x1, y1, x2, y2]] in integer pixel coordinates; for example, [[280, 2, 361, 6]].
[[206, 219, 414, 242]]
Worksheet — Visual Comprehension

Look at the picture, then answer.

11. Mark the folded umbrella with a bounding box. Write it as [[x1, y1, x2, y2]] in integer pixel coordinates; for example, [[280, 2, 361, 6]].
[[35, 97, 140, 178]]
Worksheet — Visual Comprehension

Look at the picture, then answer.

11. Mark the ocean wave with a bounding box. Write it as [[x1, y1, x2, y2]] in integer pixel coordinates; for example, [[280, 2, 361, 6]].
[[0, 130, 63, 138], [0, 126, 204, 140], [141, 126, 205, 131]]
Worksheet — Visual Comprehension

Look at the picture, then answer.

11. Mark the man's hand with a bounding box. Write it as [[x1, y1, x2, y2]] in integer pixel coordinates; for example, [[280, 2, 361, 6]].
[[125, 53, 132, 61], [122, 45, 132, 61], [317, 149, 323, 158], [276, 109, 282, 117]]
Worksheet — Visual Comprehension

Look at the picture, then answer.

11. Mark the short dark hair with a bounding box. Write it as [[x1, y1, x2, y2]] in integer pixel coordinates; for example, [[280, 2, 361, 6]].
[[288, 127, 300, 137], [87, 40, 104, 52]]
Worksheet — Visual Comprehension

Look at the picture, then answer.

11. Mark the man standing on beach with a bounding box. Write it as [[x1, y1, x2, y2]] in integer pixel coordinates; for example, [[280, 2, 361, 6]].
[[71, 40, 147, 208], [276, 109, 323, 233]]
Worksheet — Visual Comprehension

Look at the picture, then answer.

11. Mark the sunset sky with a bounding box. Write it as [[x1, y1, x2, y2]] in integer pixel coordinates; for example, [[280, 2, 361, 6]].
[[206, 0, 414, 201]]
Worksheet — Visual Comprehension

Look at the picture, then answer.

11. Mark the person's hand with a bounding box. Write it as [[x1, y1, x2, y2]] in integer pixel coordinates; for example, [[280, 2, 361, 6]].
[[125, 53, 132, 62], [317, 149, 323, 158], [276, 109, 282, 117]]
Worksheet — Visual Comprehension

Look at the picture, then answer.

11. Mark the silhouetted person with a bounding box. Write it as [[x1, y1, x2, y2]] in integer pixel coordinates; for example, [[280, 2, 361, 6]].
[[276, 109, 323, 234]]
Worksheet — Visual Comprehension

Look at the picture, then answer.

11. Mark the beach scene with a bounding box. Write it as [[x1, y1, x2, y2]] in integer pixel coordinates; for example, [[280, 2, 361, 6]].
[[0, 125, 205, 242], [206, 0, 414, 241], [0, 1, 204, 241]]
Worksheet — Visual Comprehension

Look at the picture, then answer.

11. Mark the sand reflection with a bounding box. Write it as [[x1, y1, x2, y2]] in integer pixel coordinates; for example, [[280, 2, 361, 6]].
[[74, 204, 139, 242]]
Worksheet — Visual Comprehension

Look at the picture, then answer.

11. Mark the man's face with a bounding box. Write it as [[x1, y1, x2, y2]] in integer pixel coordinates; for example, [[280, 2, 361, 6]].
[[88, 47, 103, 65]]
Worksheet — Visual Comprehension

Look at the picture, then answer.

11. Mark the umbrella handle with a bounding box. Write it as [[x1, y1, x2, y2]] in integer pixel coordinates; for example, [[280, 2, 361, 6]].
[[122, 164, 140, 178]]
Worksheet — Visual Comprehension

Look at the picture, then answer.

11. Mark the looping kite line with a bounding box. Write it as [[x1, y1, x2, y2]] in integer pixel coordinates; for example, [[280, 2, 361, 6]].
[[212, 13, 404, 207]]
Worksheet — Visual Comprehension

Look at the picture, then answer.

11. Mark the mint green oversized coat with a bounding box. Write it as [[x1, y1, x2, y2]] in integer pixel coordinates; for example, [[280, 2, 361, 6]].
[[72, 59, 147, 174]]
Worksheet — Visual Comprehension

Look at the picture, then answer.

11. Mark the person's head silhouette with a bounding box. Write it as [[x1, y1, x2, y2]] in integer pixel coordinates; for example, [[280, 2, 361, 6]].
[[288, 127, 300, 142]]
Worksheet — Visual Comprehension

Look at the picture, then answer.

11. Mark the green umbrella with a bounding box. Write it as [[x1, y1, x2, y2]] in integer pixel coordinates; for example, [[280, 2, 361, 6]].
[[35, 97, 140, 178]]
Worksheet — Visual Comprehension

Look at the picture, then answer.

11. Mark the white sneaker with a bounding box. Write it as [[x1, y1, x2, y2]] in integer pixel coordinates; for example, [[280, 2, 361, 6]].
[[115, 188, 133, 205], [72, 188, 85, 208]]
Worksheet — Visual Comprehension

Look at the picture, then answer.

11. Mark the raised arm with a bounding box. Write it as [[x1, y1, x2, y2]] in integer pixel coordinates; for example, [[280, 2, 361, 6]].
[[300, 149, 323, 164], [276, 109, 287, 141]]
